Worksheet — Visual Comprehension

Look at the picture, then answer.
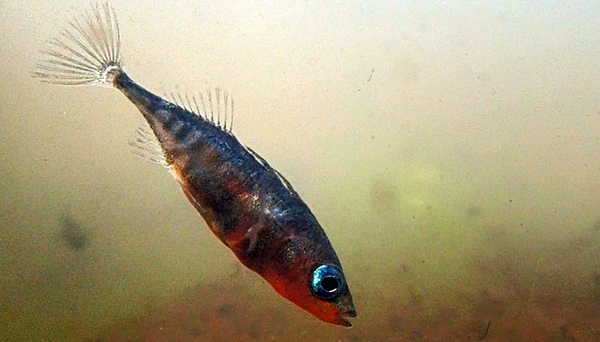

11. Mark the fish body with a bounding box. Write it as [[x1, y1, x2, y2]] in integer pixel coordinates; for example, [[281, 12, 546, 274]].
[[34, 4, 356, 326]]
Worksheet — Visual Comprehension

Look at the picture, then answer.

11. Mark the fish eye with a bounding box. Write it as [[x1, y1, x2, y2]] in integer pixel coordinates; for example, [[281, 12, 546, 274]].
[[311, 264, 345, 300]]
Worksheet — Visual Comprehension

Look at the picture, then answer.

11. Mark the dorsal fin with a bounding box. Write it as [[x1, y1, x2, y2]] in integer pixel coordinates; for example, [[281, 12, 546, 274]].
[[167, 88, 234, 133]]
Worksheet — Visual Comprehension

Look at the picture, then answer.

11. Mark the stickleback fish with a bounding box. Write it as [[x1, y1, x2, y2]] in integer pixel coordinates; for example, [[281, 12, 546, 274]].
[[33, 3, 356, 326]]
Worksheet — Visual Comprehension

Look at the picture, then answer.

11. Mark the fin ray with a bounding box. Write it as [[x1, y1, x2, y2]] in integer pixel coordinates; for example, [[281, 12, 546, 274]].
[[128, 127, 167, 166], [167, 88, 235, 132], [32, 2, 123, 86]]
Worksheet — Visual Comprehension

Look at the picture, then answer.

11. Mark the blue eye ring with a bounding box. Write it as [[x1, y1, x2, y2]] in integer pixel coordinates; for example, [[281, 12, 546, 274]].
[[311, 264, 345, 300]]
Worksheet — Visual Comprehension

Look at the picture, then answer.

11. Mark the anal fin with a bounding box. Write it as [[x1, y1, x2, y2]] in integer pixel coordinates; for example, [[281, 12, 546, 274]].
[[128, 126, 167, 166]]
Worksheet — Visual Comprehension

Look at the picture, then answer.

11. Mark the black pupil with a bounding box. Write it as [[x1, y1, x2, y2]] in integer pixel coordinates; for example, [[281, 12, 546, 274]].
[[321, 276, 339, 292]]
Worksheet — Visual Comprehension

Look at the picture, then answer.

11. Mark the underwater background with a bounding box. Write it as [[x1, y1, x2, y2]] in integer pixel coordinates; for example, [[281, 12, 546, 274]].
[[1, 0, 600, 340]]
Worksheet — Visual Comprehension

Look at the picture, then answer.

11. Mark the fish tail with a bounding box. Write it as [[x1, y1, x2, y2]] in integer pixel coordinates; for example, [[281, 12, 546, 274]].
[[32, 3, 123, 86]]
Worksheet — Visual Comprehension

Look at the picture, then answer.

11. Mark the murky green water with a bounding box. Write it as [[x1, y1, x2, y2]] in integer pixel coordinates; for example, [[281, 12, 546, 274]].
[[2, 1, 599, 341]]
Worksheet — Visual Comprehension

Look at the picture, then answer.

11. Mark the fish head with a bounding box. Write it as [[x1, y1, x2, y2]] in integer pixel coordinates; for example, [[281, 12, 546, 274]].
[[260, 235, 357, 327]]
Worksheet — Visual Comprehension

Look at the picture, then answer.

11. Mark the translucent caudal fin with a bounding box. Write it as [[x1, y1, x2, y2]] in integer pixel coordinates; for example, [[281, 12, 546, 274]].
[[32, 3, 123, 86]]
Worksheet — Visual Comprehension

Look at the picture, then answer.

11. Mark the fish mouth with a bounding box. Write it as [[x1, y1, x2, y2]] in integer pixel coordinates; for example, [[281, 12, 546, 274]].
[[340, 308, 358, 328]]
